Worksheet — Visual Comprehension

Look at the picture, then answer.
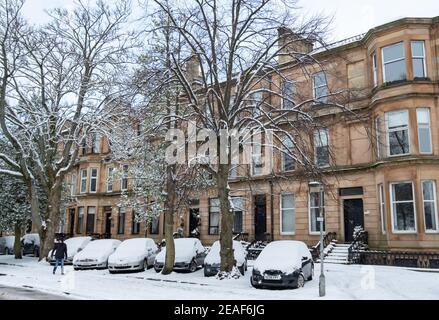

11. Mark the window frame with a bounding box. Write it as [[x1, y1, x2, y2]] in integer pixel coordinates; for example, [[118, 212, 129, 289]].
[[385, 109, 410, 157], [281, 80, 295, 109], [378, 183, 386, 234], [382, 42, 406, 83], [281, 136, 295, 172], [416, 108, 432, 154], [411, 40, 427, 79], [280, 193, 295, 235], [85, 206, 95, 234], [421, 180, 439, 233], [312, 71, 329, 103], [208, 198, 220, 235], [231, 197, 244, 234], [131, 211, 140, 235], [89, 168, 98, 193], [389, 181, 417, 234], [314, 128, 330, 168], [70, 173, 76, 196], [107, 167, 114, 193], [77, 207, 84, 234], [80, 169, 88, 194], [117, 207, 126, 235], [121, 165, 129, 191], [372, 52, 378, 87], [308, 191, 325, 235]]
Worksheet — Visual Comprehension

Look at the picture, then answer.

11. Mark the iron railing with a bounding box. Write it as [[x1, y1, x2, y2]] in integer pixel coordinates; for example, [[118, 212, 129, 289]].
[[347, 230, 369, 263], [350, 250, 439, 269], [311, 232, 337, 261]]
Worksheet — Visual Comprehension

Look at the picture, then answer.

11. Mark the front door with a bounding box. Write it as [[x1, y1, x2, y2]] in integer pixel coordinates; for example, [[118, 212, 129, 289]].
[[189, 208, 200, 238], [344, 199, 364, 242], [254, 195, 267, 241], [104, 207, 112, 237], [69, 209, 75, 237]]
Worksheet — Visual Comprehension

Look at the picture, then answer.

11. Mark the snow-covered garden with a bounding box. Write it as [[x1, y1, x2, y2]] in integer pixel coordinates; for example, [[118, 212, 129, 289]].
[[1, 255, 438, 300]]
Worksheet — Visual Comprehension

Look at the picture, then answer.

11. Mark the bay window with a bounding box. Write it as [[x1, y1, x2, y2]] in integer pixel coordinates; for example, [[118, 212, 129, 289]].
[[378, 184, 386, 234], [385, 110, 410, 156], [422, 180, 438, 232], [312, 71, 329, 103], [89, 168, 98, 193], [390, 182, 416, 232], [107, 167, 114, 192], [209, 198, 220, 235], [382, 42, 406, 83], [416, 108, 432, 154], [80, 169, 87, 193], [372, 52, 378, 87], [281, 193, 295, 235], [411, 41, 427, 78]]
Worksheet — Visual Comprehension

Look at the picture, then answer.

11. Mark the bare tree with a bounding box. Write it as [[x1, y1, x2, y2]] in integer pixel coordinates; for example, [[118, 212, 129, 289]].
[[0, 0, 140, 259], [150, 0, 363, 275]]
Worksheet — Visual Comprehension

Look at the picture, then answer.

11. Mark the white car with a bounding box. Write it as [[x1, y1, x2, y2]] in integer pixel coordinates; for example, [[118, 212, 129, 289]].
[[73, 239, 121, 270], [203, 240, 247, 276], [47, 236, 92, 265], [108, 238, 159, 273], [0, 236, 15, 255], [154, 238, 207, 272]]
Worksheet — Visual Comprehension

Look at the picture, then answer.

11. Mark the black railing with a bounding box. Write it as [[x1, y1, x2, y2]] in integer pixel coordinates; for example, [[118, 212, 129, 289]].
[[311, 232, 337, 261], [233, 233, 249, 242], [86, 233, 111, 239], [347, 230, 369, 263], [351, 250, 439, 269]]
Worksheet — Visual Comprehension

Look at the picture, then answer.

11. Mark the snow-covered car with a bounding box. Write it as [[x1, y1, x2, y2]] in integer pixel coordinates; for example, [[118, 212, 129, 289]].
[[47, 236, 92, 265], [154, 238, 206, 273], [21, 233, 40, 257], [73, 239, 121, 270], [0, 236, 15, 255], [251, 241, 313, 289], [108, 238, 159, 273], [204, 240, 247, 276]]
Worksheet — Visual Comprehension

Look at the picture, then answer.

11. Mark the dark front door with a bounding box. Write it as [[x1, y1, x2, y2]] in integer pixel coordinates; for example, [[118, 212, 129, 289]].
[[189, 208, 200, 238], [344, 199, 364, 242], [254, 195, 267, 241], [69, 209, 75, 237], [104, 207, 112, 237]]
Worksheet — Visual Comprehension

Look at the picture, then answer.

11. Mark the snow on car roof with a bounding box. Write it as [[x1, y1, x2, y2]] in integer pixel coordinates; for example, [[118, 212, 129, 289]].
[[21, 233, 40, 246], [204, 240, 246, 265], [83, 239, 120, 251], [116, 238, 155, 252]]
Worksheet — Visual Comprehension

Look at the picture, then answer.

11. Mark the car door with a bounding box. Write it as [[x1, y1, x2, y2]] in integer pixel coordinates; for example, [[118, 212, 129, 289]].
[[195, 241, 206, 266]]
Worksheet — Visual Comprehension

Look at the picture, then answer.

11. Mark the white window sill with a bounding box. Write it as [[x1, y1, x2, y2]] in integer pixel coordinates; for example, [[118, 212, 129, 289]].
[[391, 230, 417, 234], [280, 232, 295, 236], [425, 230, 439, 234]]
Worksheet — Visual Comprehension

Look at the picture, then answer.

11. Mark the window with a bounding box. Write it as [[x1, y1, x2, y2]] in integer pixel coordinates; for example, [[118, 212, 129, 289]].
[[375, 116, 383, 159], [281, 80, 295, 109], [80, 169, 87, 193], [70, 174, 76, 196], [309, 191, 325, 234], [91, 132, 100, 153], [412, 41, 426, 78], [386, 110, 410, 156], [372, 52, 378, 87], [314, 128, 329, 167], [132, 211, 140, 234], [312, 71, 329, 103], [281, 137, 295, 172], [209, 198, 220, 235], [390, 182, 416, 232], [86, 207, 95, 234], [118, 207, 126, 234], [121, 165, 129, 191], [150, 215, 159, 234], [378, 184, 386, 234], [416, 108, 432, 154], [382, 42, 406, 83], [89, 168, 98, 193], [81, 137, 87, 155], [422, 180, 438, 232], [77, 207, 84, 234], [281, 193, 295, 234], [107, 167, 114, 192], [251, 141, 263, 176], [231, 197, 244, 233], [250, 91, 263, 117]]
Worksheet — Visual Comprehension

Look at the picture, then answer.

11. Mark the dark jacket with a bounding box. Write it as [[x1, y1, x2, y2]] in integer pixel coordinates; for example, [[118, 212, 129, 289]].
[[51, 242, 68, 259]]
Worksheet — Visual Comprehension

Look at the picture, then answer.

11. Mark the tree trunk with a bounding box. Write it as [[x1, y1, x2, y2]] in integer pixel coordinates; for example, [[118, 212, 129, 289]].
[[162, 164, 176, 275], [39, 187, 62, 261], [14, 223, 22, 259], [218, 162, 234, 273]]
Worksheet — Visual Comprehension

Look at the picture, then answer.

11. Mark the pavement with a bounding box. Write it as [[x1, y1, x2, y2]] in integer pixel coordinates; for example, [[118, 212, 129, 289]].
[[0, 284, 72, 300]]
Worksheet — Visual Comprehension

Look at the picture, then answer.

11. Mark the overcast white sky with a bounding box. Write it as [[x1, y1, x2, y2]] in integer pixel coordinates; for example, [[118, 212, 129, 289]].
[[22, 0, 439, 41]]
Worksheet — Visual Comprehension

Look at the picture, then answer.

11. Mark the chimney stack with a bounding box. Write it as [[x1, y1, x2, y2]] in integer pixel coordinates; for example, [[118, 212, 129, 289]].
[[277, 26, 314, 65]]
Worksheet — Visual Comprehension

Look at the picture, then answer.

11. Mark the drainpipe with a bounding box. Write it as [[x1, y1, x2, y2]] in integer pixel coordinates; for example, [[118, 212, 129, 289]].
[[269, 179, 274, 241]]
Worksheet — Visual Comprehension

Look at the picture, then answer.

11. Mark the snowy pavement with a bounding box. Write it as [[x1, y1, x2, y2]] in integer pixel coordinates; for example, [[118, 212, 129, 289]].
[[0, 255, 438, 300]]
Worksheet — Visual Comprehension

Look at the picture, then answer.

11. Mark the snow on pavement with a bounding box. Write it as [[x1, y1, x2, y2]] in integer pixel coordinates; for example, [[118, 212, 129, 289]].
[[0, 256, 438, 300]]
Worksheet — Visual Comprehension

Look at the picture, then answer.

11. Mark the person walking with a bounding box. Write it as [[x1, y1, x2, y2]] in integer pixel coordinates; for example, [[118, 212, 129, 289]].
[[51, 238, 68, 275]]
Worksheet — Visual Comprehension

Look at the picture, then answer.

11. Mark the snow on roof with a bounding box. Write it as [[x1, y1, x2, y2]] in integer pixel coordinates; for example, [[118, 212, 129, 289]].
[[116, 238, 156, 253]]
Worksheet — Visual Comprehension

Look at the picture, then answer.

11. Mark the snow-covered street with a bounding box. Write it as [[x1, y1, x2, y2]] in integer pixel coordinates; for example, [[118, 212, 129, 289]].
[[0, 256, 438, 300]]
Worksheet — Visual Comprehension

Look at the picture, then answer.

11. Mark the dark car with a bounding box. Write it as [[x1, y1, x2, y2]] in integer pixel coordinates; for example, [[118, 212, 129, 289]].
[[250, 241, 314, 289], [154, 238, 207, 272], [0, 236, 15, 255], [21, 233, 40, 257], [204, 240, 247, 276]]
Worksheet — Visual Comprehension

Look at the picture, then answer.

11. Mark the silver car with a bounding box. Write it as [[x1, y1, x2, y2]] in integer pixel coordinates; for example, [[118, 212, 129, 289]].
[[108, 238, 159, 273], [0, 236, 15, 255], [47, 236, 92, 265]]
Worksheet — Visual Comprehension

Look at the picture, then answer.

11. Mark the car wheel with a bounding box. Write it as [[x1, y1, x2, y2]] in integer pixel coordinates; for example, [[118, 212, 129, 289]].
[[250, 277, 260, 289], [189, 260, 197, 272], [74, 267, 79, 271], [295, 274, 305, 289], [307, 265, 314, 281], [154, 266, 162, 273], [109, 270, 115, 274]]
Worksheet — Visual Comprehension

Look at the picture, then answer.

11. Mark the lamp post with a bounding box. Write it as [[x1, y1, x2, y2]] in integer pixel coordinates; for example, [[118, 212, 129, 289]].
[[309, 181, 326, 297]]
